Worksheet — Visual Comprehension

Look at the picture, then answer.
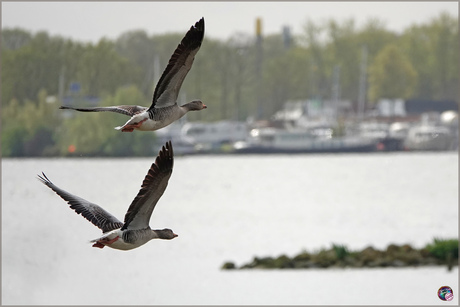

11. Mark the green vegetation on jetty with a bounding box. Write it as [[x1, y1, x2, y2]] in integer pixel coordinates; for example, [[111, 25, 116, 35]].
[[222, 238, 458, 270]]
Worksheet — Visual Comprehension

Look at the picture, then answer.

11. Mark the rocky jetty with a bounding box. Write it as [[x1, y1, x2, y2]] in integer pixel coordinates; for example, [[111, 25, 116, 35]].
[[222, 239, 458, 270]]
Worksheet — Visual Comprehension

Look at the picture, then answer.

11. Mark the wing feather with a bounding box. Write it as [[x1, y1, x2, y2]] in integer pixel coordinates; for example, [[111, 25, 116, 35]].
[[121, 141, 174, 230], [149, 18, 205, 110], [60, 105, 147, 117], [38, 173, 124, 233]]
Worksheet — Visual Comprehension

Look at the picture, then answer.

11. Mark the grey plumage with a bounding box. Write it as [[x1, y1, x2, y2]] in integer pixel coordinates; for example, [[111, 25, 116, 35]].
[[121, 228, 152, 244], [38, 141, 175, 237], [58, 18, 206, 132], [148, 18, 205, 112], [122, 140, 174, 230], [37, 172, 124, 233], [59, 105, 147, 117]]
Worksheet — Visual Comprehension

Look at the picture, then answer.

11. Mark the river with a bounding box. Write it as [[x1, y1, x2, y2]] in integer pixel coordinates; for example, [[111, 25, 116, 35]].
[[2, 152, 458, 304]]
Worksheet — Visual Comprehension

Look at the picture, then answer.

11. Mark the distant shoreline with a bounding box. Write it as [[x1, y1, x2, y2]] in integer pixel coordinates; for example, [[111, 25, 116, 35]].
[[222, 239, 458, 270]]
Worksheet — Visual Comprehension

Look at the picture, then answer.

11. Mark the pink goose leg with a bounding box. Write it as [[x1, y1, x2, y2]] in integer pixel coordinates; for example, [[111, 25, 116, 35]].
[[92, 236, 120, 248], [121, 118, 148, 132]]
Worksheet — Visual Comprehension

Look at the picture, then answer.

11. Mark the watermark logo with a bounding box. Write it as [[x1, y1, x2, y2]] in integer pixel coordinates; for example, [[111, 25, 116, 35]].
[[438, 286, 454, 301]]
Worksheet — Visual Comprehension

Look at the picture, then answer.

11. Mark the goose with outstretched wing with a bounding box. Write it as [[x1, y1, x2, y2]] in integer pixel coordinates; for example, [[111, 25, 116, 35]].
[[38, 141, 177, 250], [60, 18, 207, 132]]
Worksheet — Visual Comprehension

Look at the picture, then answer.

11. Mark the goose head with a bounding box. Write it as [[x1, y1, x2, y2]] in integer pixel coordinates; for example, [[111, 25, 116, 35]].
[[154, 228, 178, 240], [183, 100, 207, 111]]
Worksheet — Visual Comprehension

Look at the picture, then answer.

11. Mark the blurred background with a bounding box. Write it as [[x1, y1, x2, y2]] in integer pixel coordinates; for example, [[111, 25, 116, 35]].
[[2, 2, 458, 305], [1, 2, 458, 156]]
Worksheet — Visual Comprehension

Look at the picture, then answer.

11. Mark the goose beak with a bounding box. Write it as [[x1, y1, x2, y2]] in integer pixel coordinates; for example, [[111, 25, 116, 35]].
[[202, 104, 207, 109], [173, 233, 178, 237]]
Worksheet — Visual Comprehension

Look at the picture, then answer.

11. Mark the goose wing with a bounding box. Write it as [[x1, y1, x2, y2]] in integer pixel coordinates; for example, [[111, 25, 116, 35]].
[[148, 18, 205, 110], [121, 141, 174, 230], [60, 105, 147, 117], [38, 173, 124, 233]]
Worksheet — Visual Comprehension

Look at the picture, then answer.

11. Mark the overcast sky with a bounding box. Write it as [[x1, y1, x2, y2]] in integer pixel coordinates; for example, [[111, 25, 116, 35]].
[[2, 2, 458, 43]]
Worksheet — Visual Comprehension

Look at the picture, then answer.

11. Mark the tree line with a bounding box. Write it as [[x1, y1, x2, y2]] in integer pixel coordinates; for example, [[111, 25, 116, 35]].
[[2, 12, 458, 157]]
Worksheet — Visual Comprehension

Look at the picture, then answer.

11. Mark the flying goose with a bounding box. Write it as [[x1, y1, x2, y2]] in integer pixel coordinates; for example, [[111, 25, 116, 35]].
[[60, 18, 207, 132], [37, 141, 177, 250]]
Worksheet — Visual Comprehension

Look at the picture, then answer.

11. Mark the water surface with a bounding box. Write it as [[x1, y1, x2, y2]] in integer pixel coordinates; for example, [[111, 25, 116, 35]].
[[2, 152, 458, 304]]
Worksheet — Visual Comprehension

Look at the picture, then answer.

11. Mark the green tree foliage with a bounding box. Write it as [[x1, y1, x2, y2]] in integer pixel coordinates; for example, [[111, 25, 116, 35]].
[[1, 89, 60, 156], [2, 28, 32, 50], [55, 85, 156, 157], [301, 17, 398, 104], [355, 18, 397, 58], [263, 47, 309, 116], [368, 44, 418, 103], [182, 37, 232, 121], [2, 34, 141, 105], [115, 30, 156, 97], [325, 19, 359, 101], [400, 12, 458, 100], [77, 39, 141, 97], [2, 31, 73, 104], [302, 19, 329, 99], [1, 12, 458, 157]]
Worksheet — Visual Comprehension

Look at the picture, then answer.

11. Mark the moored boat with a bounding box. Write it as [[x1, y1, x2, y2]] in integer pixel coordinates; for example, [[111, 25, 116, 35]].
[[234, 127, 377, 154]]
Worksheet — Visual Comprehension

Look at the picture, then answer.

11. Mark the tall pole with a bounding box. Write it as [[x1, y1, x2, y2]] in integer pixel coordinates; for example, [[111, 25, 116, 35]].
[[357, 45, 368, 121], [255, 17, 263, 119], [58, 66, 66, 104], [332, 65, 341, 123], [220, 49, 228, 120]]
